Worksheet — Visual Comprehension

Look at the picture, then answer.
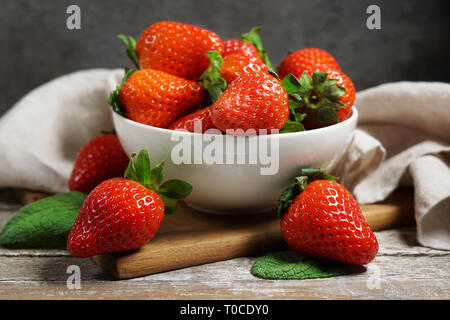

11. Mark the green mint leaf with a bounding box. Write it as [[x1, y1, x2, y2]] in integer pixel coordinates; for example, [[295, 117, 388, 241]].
[[241, 26, 274, 71], [124, 153, 137, 181], [158, 179, 193, 200], [135, 149, 151, 188], [118, 34, 139, 69], [198, 51, 227, 103], [251, 251, 353, 280], [0, 192, 87, 249], [107, 69, 135, 115]]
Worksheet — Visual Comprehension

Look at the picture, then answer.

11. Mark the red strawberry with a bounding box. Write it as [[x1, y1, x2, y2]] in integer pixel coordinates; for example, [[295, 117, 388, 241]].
[[223, 39, 262, 61], [68, 134, 128, 194], [133, 21, 224, 80], [220, 54, 269, 84], [169, 106, 215, 133], [198, 27, 274, 104], [278, 169, 378, 265], [295, 68, 355, 127], [67, 149, 192, 258], [109, 69, 206, 128], [326, 70, 355, 122], [281, 72, 351, 130], [211, 71, 289, 132], [278, 48, 341, 79]]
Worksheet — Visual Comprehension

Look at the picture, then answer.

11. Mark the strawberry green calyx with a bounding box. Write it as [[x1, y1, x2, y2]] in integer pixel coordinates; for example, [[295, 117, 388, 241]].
[[99, 129, 116, 135], [284, 72, 346, 127], [242, 26, 274, 71], [124, 149, 193, 215], [107, 69, 135, 115], [280, 109, 306, 133], [198, 51, 227, 103], [118, 34, 139, 69], [279, 72, 307, 133], [277, 168, 338, 218]]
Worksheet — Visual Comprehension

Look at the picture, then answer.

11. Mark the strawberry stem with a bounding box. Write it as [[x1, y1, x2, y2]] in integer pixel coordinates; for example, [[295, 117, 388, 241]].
[[242, 26, 274, 71], [118, 34, 139, 69], [198, 51, 227, 103], [124, 149, 193, 215], [107, 69, 135, 115], [277, 168, 338, 218]]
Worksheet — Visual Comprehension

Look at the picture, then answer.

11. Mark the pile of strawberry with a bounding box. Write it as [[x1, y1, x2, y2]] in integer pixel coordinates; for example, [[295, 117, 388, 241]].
[[64, 21, 377, 266], [109, 21, 356, 134]]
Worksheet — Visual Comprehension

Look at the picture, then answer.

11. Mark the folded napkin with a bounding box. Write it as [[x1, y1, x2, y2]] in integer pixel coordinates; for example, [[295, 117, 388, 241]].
[[0, 69, 449, 250], [331, 82, 450, 250]]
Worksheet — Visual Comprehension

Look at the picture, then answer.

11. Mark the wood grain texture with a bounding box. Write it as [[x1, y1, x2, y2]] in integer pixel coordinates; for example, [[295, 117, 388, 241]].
[[3, 189, 445, 300], [92, 190, 415, 279], [0, 202, 448, 299]]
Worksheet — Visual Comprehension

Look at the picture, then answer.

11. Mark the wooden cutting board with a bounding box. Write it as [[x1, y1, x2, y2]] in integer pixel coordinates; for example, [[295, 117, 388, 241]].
[[86, 188, 415, 279]]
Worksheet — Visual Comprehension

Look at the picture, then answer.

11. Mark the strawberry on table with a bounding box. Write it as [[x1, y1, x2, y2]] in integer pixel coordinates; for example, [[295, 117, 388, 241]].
[[120, 21, 224, 80], [210, 71, 289, 132], [108, 69, 206, 128], [68, 134, 128, 194], [278, 48, 341, 80], [169, 106, 215, 133], [67, 149, 192, 258], [278, 168, 378, 265]]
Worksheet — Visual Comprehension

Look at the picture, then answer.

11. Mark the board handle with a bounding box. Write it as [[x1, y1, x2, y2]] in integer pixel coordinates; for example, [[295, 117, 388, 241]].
[[360, 188, 415, 231]]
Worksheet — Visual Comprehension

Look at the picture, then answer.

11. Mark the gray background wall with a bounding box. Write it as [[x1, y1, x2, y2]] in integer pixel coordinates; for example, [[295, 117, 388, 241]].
[[1, 0, 449, 115]]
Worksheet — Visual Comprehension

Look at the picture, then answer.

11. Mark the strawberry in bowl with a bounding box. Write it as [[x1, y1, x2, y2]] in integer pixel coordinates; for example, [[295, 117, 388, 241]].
[[109, 22, 358, 214]]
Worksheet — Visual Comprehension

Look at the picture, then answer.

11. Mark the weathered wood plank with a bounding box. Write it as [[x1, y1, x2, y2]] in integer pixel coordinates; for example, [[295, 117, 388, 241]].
[[0, 261, 448, 300], [0, 196, 448, 300]]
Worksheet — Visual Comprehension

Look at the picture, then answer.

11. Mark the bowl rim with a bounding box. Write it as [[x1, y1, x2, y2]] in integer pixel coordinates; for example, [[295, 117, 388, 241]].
[[112, 106, 358, 138]]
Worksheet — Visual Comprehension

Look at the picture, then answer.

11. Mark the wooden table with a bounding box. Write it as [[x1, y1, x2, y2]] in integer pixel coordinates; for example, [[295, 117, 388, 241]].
[[0, 196, 448, 300]]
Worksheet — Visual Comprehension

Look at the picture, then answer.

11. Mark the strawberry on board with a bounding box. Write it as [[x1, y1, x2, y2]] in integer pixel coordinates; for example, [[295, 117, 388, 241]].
[[278, 168, 378, 265], [68, 134, 129, 194], [108, 69, 206, 128], [119, 21, 224, 81], [67, 149, 192, 258], [278, 48, 341, 79], [169, 106, 215, 133], [210, 71, 290, 132]]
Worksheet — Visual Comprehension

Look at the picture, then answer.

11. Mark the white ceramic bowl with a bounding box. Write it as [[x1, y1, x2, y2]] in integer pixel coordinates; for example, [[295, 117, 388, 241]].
[[113, 107, 357, 215]]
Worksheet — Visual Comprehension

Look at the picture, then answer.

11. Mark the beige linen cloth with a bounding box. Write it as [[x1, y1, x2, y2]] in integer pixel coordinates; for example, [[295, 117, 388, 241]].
[[0, 69, 449, 250]]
